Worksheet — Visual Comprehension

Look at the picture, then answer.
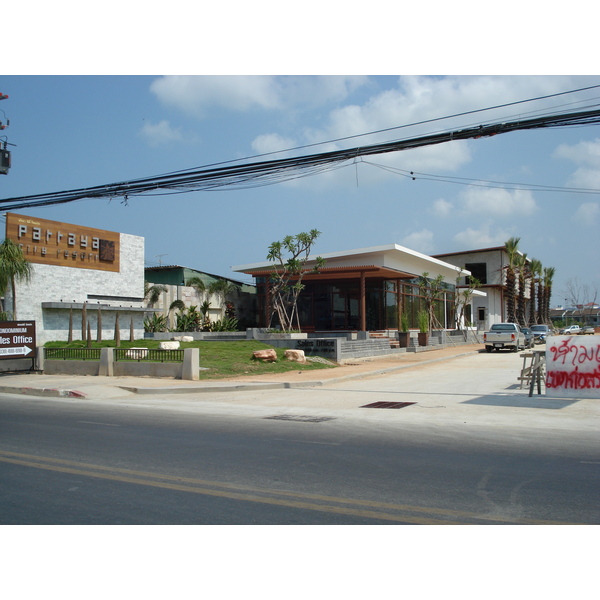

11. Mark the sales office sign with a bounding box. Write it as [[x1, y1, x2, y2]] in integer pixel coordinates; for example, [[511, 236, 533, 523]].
[[5, 212, 120, 273], [0, 321, 36, 359]]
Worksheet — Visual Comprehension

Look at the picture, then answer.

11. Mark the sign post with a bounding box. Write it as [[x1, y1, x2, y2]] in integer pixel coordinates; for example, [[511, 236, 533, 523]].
[[0, 321, 37, 361]]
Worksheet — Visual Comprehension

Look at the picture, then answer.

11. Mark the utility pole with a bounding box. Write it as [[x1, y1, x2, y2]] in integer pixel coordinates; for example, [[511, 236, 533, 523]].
[[0, 92, 11, 175]]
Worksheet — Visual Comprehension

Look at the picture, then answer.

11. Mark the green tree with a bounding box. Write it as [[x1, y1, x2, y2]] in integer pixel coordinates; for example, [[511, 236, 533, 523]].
[[186, 277, 206, 303], [417, 272, 445, 334], [542, 266, 556, 324], [144, 282, 167, 307], [266, 229, 325, 332], [0, 238, 33, 320], [453, 275, 481, 331], [208, 279, 240, 317], [516, 253, 528, 326], [528, 258, 542, 325], [503, 237, 520, 323]]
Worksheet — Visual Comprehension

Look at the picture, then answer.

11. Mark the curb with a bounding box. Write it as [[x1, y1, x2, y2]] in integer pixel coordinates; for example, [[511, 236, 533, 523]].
[[120, 350, 478, 395], [0, 385, 87, 399], [0, 349, 478, 398]]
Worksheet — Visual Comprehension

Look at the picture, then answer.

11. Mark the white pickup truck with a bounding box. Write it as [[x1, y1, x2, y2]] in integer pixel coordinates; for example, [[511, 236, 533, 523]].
[[483, 323, 526, 353]]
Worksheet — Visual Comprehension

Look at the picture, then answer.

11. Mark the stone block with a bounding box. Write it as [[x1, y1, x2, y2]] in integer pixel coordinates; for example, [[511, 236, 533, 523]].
[[284, 349, 306, 363], [159, 341, 180, 350], [253, 349, 277, 362], [125, 347, 148, 359]]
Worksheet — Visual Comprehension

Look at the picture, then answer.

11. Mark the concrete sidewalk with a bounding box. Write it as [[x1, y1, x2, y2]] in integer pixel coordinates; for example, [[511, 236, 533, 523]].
[[0, 344, 482, 400]]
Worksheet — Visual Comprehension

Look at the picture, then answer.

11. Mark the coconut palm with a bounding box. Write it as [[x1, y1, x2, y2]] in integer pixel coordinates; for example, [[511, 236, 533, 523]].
[[537, 263, 545, 324], [528, 258, 542, 325], [0, 238, 33, 319], [516, 253, 528, 326], [503, 237, 520, 323], [542, 266, 556, 324]]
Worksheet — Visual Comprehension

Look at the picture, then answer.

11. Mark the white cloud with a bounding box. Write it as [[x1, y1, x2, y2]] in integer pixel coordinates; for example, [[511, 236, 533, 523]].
[[430, 198, 453, 217], [453, 224, 512, 249], [251, 133, 298, 156], [401, 229, 434, 254], [572, 201, 600, 225], [554, 138, 600, 188], [460, 186, 538, 217], [150, 75, 368, 118], [139, 120, 186, 147]]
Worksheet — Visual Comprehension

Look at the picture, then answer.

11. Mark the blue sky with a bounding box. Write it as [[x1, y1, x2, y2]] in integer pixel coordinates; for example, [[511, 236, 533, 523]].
[[2, 72, 599, 306]]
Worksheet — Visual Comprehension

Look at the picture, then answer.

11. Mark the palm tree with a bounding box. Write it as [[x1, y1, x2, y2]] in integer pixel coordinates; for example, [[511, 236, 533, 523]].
[[516, 253, 528, 326], [186, 277, 206, 303], [542, 267, 556, 324], [0, 238, 33, 319], [528, 258, 542, 325], [537, 262, 545, 324], [208, 279, 240, 317], [144, 282, 167, 307], [503, 237, 520, 323]]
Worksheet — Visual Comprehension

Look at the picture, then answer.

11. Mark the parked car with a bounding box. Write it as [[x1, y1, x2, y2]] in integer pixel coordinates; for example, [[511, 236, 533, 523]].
[[561, 325, 581, 335], [580, 326, 595, 335], [530, 324, 552, 344], [483, 323, 526, 352], [521, 327, 535, 349]]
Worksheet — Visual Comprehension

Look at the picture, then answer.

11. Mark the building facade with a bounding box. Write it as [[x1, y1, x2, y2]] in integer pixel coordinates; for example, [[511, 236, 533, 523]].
[[4, 212, 146, 345], [434, 246, 532, 330], [234, 244, 472, 332]]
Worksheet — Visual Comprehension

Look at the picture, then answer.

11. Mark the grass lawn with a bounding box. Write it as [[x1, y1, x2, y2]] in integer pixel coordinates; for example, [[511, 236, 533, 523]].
[[44, 339, 338, 380]]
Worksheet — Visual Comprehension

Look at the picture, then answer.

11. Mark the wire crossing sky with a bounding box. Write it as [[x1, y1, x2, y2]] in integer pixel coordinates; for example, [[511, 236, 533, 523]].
[[3, 104, 600, 211], [1, 75, 599, 304]]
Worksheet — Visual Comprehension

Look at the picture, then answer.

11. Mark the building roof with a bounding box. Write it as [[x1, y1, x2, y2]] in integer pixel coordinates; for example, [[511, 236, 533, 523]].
[[145, 265, 250, 287], [233, 243, 470, 283]]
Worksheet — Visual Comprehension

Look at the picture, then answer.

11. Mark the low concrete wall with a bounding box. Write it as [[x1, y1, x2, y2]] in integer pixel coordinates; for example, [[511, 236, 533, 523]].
[[42, 347, 199, 380], [43, 360, 100, 376]]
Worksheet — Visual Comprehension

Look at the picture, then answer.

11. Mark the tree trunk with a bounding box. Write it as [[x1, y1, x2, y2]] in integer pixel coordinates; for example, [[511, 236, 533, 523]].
[[114, 312, 120, 347], [97, 307, 102, 342], [81, 302, 87, 341]]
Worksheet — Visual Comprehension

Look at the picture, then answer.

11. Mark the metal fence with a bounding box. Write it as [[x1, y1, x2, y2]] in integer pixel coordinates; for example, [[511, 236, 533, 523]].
[[44, 347, 185, 363], [114, 348, 184, 363], [44, 348, 102, 361]]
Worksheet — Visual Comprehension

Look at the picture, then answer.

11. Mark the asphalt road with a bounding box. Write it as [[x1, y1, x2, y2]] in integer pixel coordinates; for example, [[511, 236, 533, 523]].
[[2, 349, 599, 524]]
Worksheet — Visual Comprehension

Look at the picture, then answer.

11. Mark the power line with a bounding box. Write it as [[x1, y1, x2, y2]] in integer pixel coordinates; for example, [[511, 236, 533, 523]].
[[362, 162, 600, 195], [3, 104, 600, 211]]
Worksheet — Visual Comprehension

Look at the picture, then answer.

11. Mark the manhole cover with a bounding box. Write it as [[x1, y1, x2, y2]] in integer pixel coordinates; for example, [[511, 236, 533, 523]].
[[264, 415, 335, 423], [360, 401, 416, 409]]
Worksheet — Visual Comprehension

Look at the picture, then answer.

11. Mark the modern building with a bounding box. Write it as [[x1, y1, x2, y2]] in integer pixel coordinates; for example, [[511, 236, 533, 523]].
[[233, 244, 473, 332], [3, 212, 146, 345], [434, 246, 531, 329]]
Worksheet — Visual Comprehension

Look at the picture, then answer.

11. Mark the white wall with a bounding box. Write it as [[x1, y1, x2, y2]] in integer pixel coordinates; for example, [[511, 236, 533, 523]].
[[8, 233, 145, 345]]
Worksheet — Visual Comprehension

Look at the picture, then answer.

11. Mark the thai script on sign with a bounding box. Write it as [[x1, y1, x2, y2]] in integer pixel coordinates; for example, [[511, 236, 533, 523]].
[[547, 336, 600, 390]]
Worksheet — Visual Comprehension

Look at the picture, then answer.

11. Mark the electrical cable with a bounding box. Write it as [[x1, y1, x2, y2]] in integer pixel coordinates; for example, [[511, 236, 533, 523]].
[[3, 103, 600, 210]]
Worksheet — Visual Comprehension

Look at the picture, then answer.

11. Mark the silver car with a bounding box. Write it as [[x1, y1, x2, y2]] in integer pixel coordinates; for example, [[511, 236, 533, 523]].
[[521, 327, 535, 348]]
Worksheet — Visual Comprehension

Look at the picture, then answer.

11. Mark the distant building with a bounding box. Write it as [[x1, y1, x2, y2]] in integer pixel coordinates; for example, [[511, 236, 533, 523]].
[[550, 303, 600, 327], [144, 265, 257, 328]]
